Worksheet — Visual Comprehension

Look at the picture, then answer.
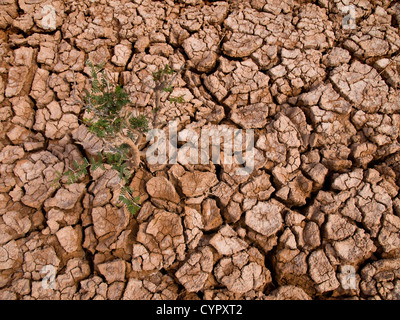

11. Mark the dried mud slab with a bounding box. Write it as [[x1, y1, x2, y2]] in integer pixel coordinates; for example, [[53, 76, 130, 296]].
[[2, 0, 400, 301], [131, 210, 185, 272]]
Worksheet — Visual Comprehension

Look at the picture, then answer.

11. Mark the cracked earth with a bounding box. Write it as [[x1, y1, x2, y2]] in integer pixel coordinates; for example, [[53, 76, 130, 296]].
[[1, 0, 400, 300]]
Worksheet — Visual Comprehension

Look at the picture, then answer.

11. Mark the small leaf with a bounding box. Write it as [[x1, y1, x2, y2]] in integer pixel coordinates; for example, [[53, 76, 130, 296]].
[[169, 94, 185, 104], [162, 85, 173, 93], [72, 160, 80, 169]]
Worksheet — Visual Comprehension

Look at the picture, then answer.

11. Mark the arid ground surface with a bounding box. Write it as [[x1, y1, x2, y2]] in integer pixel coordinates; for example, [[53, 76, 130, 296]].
[[1, 0, 400, 300]]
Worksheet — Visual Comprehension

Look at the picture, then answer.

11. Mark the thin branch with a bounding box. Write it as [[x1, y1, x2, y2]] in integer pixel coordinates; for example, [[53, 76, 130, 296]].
[[142, 80, 155, 90], [72, 71, 84, 105], [376, 53, 400, 79], [152, 89, 161, 128], [166, 63, 185, 88], [151, 63, 186, 128]]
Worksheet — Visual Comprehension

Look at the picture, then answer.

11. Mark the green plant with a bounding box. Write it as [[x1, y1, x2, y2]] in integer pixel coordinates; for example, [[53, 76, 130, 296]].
[[82, 60, 149, 141], [59, 152, 140, 215], [144, 63, 185, 127], [118, 185, 141, 215], [55, 60, 185, 215]]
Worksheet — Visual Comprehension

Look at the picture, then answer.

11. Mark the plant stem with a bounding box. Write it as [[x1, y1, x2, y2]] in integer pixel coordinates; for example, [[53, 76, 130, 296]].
[[153, 89, 161, 128]]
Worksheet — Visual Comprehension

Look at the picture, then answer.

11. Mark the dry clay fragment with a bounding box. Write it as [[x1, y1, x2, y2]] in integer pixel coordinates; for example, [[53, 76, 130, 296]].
[[10, 96, 35, 129], [6, 125, 32, 145], [55, 258, 91, 294], [53, 40, 85, 72], [98, 259, 126, 284], [240, 172, 275, 201], [245, 200, 285, 237], [111, 43, 132, 67], [91, 204, 129, 241], [230, 103, 269, 129], [269, 48, 326, 102], [72, 125, 104, 155], [0, 240, 21, 270], [183, 206, 204, 250], [378, 214, 400, 254], [323, 214, 357, 241], [44, 183, 86, 210], [201, 198, 223, 231], [0, 146, 24, 164], [179, 171, 218, 197], [203, 58, 271, 107], [30, 68, 54, 107], [209, 225, 248, 256], [146, 176, 180, 203], [0, 210, 32, 245], [330, 61, 388, 114], [123, 272, 178, 300], [13, 151, 64, 209], [308, 249, 340, 293], [214, 248, 271, 294], [74, 276, 107, 300], [211, 181, 235, 207], [360, 258, 400, 299], [37, 42, 56, 67], [55, 225, 82, 253], [5, 66, 29, 98], [34, 101, 79, 140], [333, 228, 376, 264], [222, 33, 263, 58], [132, 210, 186, 271], [264, 285, 311, 300], [22, 244, 60, 278], [273, 247, 310, 292], [175, 246, 213, 292], [0, 0, 18, 29], [182, 26, 220, 72]]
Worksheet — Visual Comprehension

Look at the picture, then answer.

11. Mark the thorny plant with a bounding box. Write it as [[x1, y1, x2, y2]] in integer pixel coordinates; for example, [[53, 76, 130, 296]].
[[53, 60, 185, 215], [142, 63, 186, 128]]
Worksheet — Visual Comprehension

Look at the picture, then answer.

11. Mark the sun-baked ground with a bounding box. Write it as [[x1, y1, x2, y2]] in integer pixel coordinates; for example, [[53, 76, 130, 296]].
[[1, 0, 400, 300]]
